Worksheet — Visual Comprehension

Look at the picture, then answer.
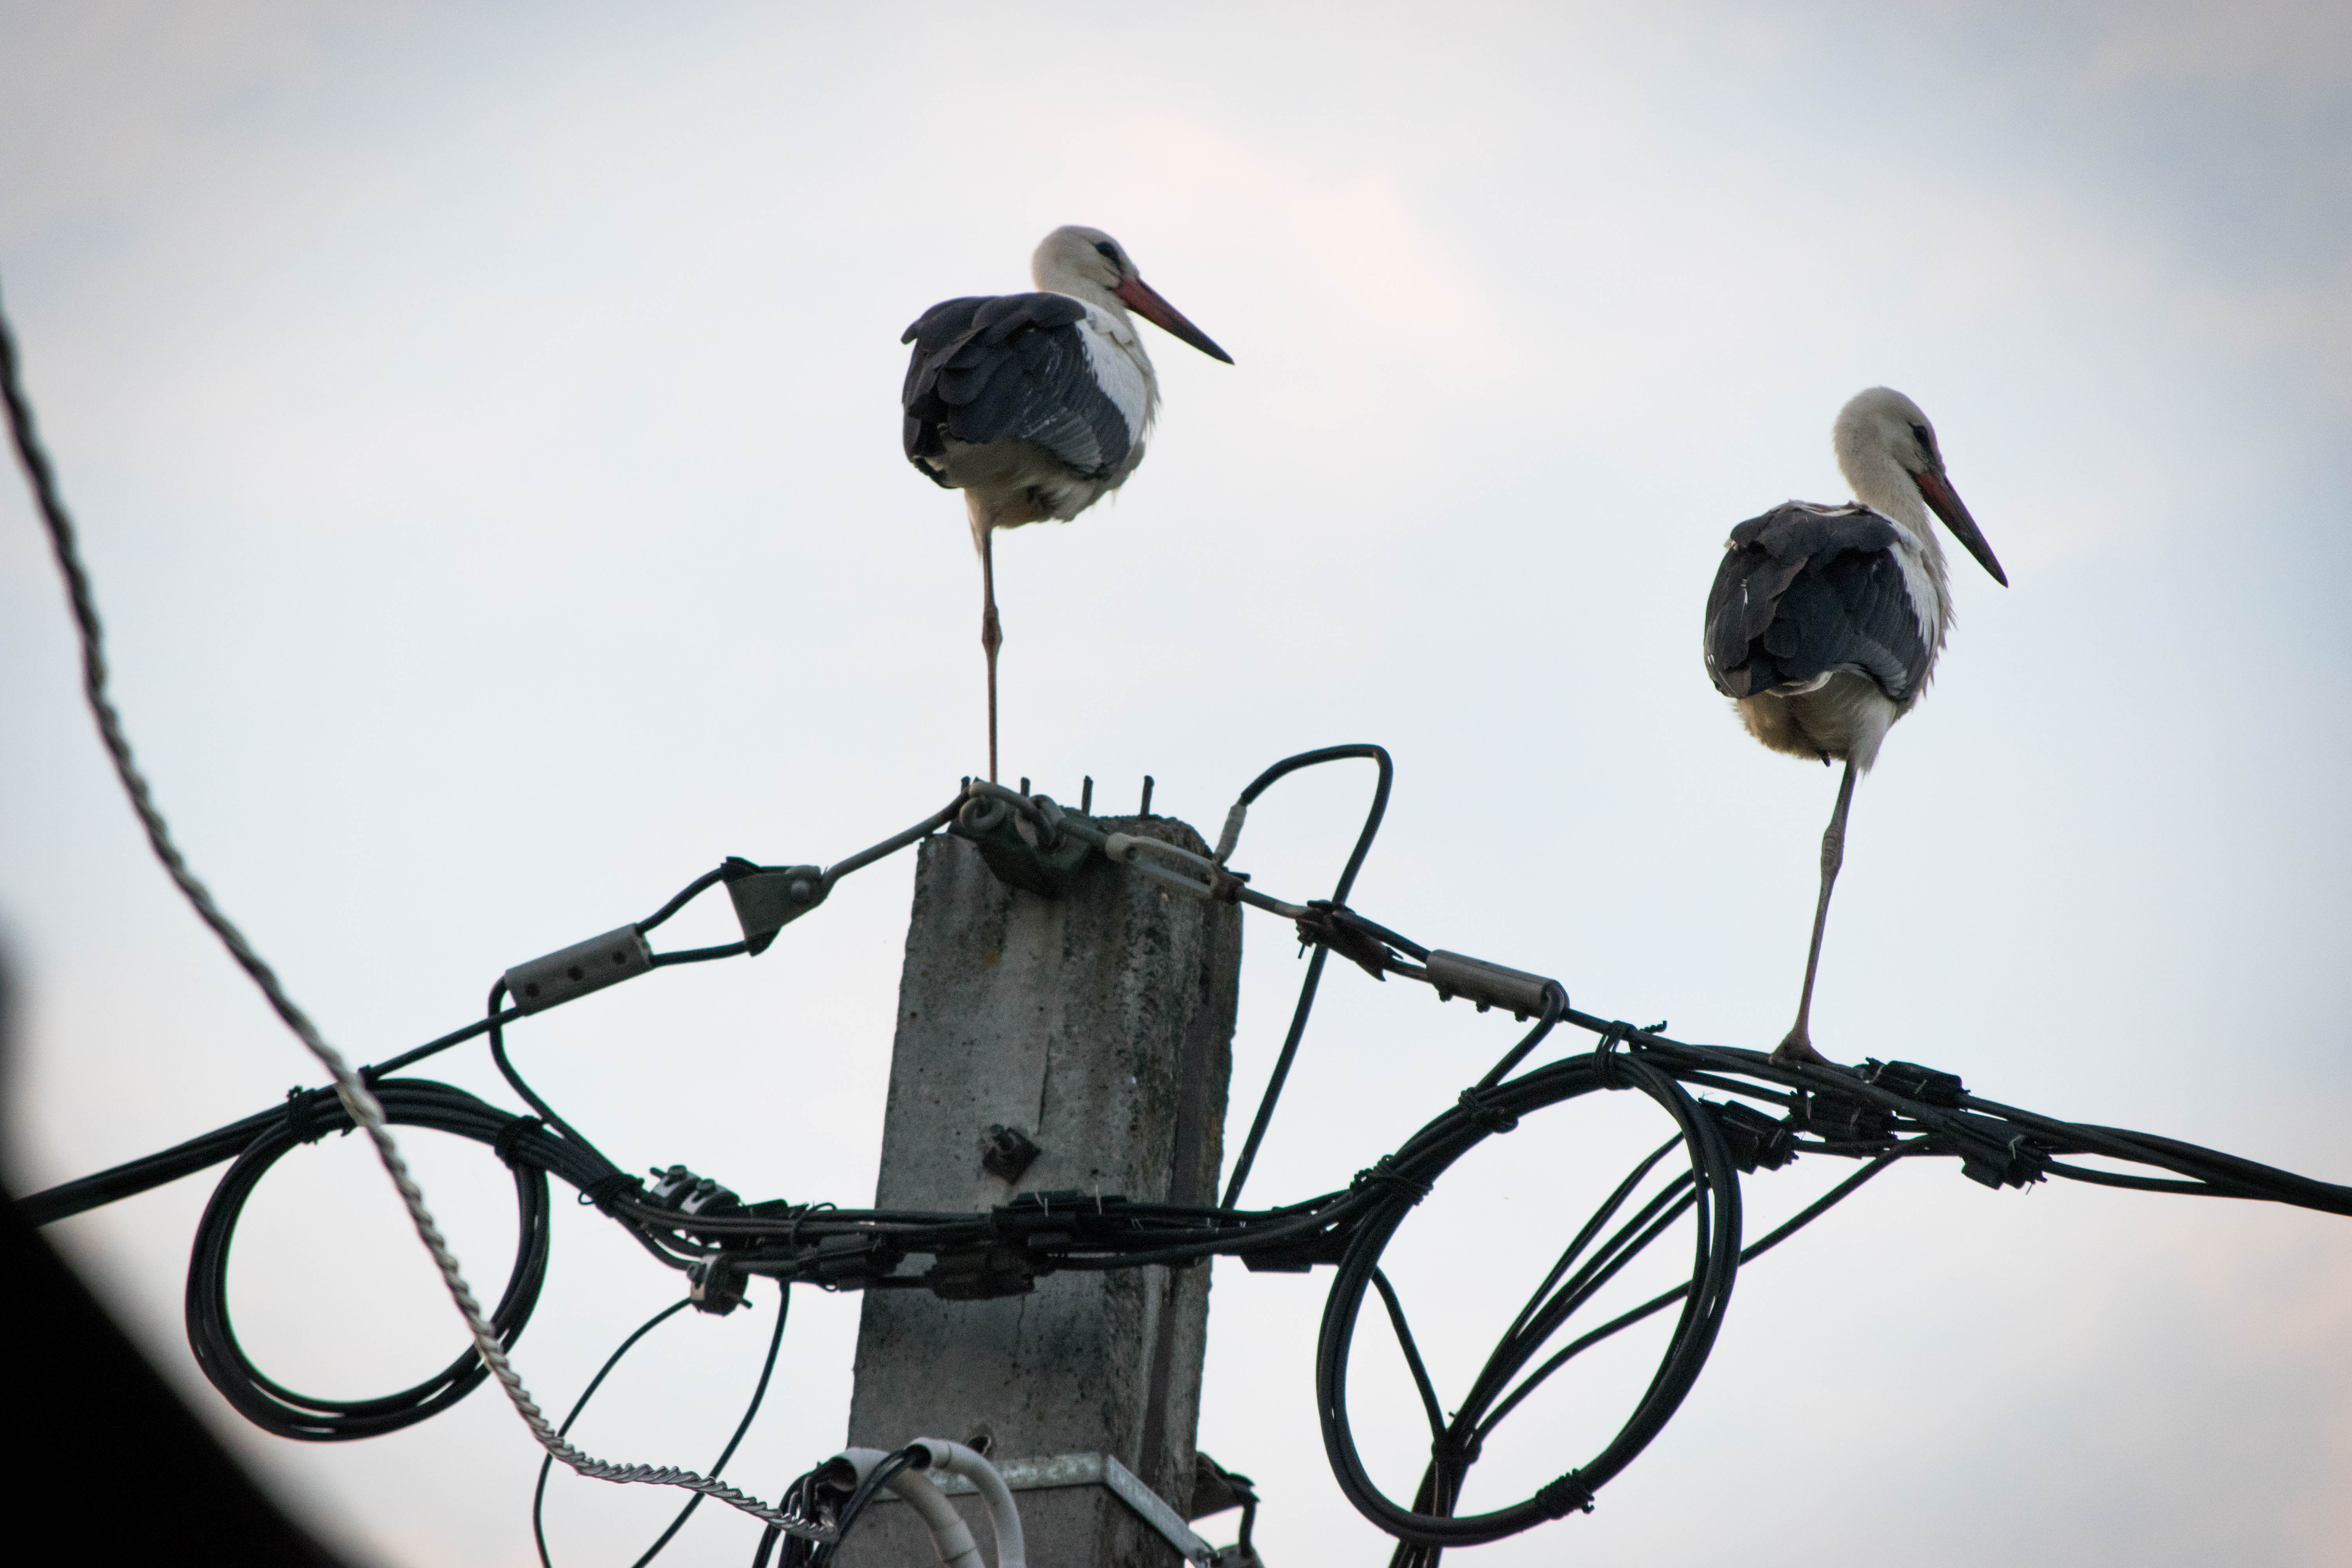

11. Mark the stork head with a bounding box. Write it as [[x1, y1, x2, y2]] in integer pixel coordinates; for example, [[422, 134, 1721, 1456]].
[[1031, 226, 1234, 364], [1833, 387, 2006, 586]]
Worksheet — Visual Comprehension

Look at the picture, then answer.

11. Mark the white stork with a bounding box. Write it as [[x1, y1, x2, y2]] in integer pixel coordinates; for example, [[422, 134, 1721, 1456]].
[[901, 225, 1232, 781], [1704, 387, 2008, 1063]]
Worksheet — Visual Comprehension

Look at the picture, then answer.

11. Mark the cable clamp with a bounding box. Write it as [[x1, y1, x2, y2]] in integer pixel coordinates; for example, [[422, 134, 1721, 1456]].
[[1860, 1057, 1967, 1107], [1534, 1470, 1596, 1517], [1423, 951, 1563, 1020], [491, 1114, 545, 1169], [646, 1163, 745, 1219], [1456, 1086, 1519, 1135], [1705, 1099, 1798, 1172], [720, 857, 828, 955], [688, 1253, 748, 1315], [503, 926, 653, 1016], [1296, 902, 1394, 980], [1350, 1155, 1432, 1205], [1794, 1089, 1893, 1144]]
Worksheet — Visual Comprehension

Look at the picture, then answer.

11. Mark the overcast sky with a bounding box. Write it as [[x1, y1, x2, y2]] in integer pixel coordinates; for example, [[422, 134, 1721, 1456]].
[[4, 3, 2350, 1564]]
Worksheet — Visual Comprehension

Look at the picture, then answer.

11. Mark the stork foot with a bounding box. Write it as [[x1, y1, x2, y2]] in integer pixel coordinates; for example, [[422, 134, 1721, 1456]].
[[1771, 1031, 1833, 1067]]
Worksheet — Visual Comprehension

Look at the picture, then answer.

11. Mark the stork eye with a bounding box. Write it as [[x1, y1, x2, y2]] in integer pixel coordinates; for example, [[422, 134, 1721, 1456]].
[[1094, 241, 1120, 262], [1910, 422, 1940, 463]]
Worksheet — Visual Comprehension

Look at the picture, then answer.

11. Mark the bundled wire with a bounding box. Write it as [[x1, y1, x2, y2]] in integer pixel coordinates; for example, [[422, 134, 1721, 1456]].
[[1216, 744, 1394, 1210], [12, 270, 2352, 1561], [185, 1080, 583, 1441], [751, 1447, 924, 1568], [1315, 1049, 1740, 1551]]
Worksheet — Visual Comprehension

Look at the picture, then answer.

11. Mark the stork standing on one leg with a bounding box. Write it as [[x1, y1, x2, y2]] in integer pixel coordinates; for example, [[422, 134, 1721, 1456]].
[[900, 225, 1232, 781], [1703, 387, 2008, 1063]]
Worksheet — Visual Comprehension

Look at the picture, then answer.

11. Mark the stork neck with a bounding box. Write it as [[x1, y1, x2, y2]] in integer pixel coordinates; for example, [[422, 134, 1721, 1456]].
[[1030, 259, 1127, 321], [1844, 450, 1938, 555]]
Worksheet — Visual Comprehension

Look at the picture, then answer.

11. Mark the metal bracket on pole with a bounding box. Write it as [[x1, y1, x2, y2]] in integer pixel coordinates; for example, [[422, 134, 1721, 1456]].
[[873, 1451, 1216, 1565]]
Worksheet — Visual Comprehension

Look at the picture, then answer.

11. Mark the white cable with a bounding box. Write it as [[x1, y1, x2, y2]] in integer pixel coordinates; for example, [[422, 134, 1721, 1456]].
[[2, 314, 833, 1544], [840, 1448, 983, 1568], [914, 1439, 1026, 1568]]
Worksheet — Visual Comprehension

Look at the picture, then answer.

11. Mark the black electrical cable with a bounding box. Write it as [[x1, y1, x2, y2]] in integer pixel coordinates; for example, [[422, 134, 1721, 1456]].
[[811, 1446, 922, 1568], [1470, 987, 1565, 1090], [1315, 1050, 1742, 1549], [533, 1282, 791, 1568], [8, 519, 2351, 1568], [370, 1009, 522, 1076], [20, 854, 784, 1232], [651, 942, 752, 967], [638, 868, 731, 935], [183, 1081, 569, 1441], [486, 980, 622, 1174], [1475, 1151, 1898, 1439], [1221, 744, 1394, 1209], [534, 1299, 693, 1568], [15, 1005, 525, 1228]]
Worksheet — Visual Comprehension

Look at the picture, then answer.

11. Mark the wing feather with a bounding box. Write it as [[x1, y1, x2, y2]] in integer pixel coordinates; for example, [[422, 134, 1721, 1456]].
[[1703, 503, 1930, 702], [900, 292, 1134, 484]]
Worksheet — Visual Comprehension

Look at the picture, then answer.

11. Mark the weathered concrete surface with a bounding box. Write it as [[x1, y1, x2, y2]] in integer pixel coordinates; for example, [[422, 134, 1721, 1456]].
[[841, 817, 1240, 1567]]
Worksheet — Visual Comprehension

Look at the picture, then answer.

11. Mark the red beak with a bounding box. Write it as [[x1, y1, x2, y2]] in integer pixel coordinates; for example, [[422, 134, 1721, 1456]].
[[1113, 276, 1233, 364], [1913, 466, 2007, 586]]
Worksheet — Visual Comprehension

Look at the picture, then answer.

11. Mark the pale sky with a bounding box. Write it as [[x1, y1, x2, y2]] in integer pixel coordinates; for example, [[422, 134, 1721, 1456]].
[[4, 3, 2349, 1564]]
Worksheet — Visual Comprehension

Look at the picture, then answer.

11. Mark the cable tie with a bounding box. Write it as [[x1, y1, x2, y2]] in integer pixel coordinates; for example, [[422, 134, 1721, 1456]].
[[1350, 1155, 1432, 1205], [1456, 1086, 1519, 1135], [1436, 1426, 1485, 1465], [1592, 1022, 1637, 1089], [785, 1201, 834, 1253], [282, 1086, 337, 1145], [491, 1114, 545, 1170], [579, 1171, 645, 1214], [1534, 1471, 1596, 1517]]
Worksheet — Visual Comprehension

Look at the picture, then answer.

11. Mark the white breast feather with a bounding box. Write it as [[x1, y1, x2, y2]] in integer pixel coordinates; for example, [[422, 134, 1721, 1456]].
[[1074, 308, 1155, 444], [1885, 523, 1948, 661]]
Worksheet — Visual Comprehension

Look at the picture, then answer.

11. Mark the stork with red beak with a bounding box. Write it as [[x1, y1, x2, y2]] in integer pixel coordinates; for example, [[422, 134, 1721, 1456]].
[[1704, 387, 2009, 1063], [900, 225, 1232, 781]]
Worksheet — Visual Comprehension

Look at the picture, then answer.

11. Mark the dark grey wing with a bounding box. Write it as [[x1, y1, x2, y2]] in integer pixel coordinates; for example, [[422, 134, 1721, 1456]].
[[1704, 503, 1929, 702], [900, 292, 1134, 483]]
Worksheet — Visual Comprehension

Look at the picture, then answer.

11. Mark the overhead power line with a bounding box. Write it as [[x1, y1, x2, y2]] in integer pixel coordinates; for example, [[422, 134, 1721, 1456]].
[[9, 282, 2348, 1563]]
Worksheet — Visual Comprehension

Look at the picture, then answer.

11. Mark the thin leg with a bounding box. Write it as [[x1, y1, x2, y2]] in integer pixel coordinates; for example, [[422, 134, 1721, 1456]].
[[1776, 759, 1858, 1065], [980, 522, 1001, 784]]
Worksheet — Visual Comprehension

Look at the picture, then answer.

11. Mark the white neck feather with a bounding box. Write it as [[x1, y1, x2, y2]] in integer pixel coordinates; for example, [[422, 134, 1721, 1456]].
[[1839, 441, 1941, 562], [1837, 425, 1954, 645], [1031, 256, 1128, 323]]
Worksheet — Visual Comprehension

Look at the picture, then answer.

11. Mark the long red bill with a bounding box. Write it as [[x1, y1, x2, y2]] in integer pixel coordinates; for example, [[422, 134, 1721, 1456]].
[[1914, 467, 2007, 586], [1113, 276, 1234, 364]]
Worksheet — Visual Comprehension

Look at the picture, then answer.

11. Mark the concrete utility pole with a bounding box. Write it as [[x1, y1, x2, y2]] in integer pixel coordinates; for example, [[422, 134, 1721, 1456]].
[[842, 813, 1241, 1567]]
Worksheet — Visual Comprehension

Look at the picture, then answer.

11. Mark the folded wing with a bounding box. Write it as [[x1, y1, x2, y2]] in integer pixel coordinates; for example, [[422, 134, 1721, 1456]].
[[1703, 503, 1931, 703], [901, 293, 1138, 488]]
